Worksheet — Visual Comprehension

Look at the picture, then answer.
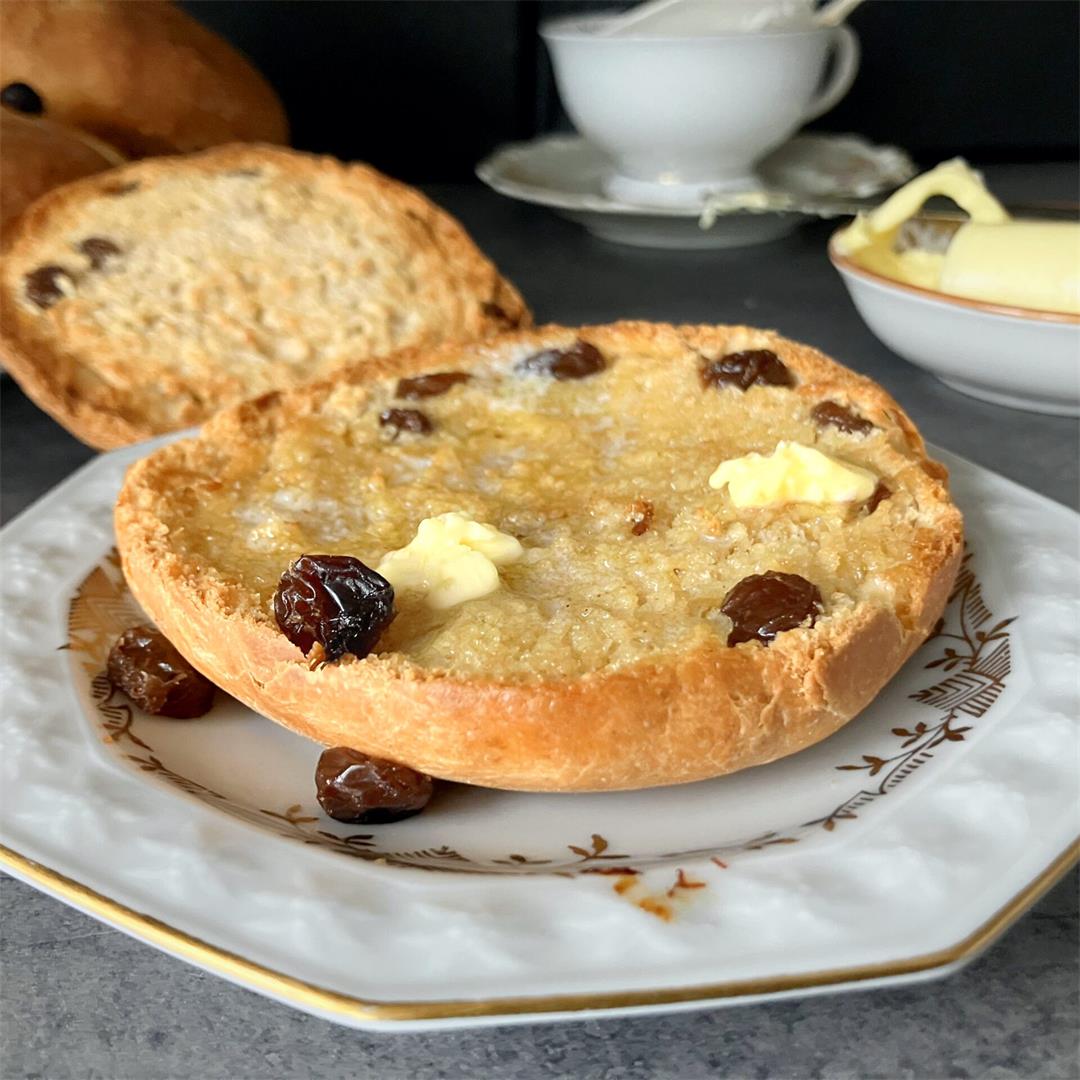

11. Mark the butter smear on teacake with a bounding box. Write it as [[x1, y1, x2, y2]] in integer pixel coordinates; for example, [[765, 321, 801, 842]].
[[709, 442, 877, 507], [376, 512, 523, 609]]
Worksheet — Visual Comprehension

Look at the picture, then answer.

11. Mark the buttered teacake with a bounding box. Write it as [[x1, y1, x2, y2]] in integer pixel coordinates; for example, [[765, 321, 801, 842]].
[[115, 322, 962, 792]]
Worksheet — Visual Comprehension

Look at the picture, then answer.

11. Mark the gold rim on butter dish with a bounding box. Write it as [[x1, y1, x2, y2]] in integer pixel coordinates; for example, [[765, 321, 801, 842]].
[[827, 229, 1080, 325]]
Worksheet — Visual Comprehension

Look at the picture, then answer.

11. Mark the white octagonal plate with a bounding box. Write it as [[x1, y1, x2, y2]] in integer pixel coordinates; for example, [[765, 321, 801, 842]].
[[1, 437, 1077, 1031]]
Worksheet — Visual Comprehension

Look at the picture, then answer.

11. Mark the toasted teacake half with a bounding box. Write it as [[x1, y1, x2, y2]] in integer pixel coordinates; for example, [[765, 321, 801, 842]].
[[0, 144, 529, 448], [115, 322, 962, 792]]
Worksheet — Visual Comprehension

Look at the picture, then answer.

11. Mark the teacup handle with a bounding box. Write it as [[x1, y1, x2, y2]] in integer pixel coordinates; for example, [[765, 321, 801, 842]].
[[801, 25, 860, 122]]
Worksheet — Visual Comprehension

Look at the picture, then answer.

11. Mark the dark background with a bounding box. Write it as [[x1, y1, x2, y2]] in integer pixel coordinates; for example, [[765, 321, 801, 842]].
[[180, 0, 1080, 181]]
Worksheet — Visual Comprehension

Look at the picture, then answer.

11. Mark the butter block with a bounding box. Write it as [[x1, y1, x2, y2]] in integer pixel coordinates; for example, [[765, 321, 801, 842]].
[[941, 222, 1080, 314], [834, 158, 1080, 315], [834, 158, 1008, 258]]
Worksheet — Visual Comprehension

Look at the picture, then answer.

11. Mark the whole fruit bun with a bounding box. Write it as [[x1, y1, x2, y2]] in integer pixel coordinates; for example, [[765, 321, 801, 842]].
[[0, 0, 288, 157], [1, 112, 124, 239]]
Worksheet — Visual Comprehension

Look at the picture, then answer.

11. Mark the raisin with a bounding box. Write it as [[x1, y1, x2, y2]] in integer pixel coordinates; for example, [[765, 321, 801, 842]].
[[101, 181, 139, 197], [812, 401, 875, 435], [519, 340, 605, 380], [77, 237, 122, 270], [395, 371, 470, 399], [721, 572, 823, 647], [24, 265, 73, 309], [315, 747, 434, 823], [1, 82, 43, 115], [481, 300, 517, 327], [274, 555, 394, 662], [379, 407, 433, 435], [866, 481, 892, 515], [628, 498, 654, 536], [106, 625, 215, 718], [701, 349, 793, 391]]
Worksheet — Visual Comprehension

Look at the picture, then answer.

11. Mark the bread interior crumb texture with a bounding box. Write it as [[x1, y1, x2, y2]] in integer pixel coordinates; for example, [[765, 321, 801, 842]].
[[5, 155, 514, 433], [147, 331, 955, 681]]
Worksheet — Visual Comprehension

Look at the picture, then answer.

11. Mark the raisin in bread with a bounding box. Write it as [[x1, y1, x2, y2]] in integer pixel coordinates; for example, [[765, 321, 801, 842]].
[[115, 322, 963, 792], [0, 144, 529, 449]]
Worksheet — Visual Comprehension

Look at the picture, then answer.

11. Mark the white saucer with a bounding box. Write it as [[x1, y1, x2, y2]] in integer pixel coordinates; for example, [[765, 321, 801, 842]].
[[477, 133, 914, 250]]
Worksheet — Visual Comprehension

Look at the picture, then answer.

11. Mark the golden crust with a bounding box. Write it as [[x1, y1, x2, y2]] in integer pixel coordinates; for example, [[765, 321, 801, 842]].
[[0, 144, 531, 450], [115, 322, 963, 792], [0, 0, 288, 156], [0, 114, 125, 241]]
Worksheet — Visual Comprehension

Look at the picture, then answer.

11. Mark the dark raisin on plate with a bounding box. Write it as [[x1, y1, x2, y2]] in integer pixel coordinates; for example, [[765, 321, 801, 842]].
[[106, 625, 215, 718], [811, 400, 875, 435], [700, 349, 794, 391], [721, 572, 823, 647], [379, 407, 433, 436], [24, 265, 73, 309], [316, 747, 434, 823], [518, 339, 605, 380], [76, 237, 122, 270], [274, 555, 395, 662], [395, 372, 470, 399]]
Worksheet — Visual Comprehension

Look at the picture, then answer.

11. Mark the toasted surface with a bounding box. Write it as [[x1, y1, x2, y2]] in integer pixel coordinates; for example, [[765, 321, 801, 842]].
[[116, 322, 963, 792], [0, 145, 529, 448]]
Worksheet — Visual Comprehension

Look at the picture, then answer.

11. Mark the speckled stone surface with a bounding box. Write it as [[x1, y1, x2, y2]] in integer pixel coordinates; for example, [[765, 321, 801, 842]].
[[2, 164, 1077, 1078]]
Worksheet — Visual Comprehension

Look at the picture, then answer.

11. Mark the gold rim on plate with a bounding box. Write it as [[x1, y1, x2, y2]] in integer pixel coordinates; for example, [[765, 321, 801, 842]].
[[2, 839, 1076, 1023]]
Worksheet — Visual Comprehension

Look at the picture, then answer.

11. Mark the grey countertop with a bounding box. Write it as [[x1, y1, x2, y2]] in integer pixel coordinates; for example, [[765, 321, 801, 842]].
[[2, 164, 1077, 1079]]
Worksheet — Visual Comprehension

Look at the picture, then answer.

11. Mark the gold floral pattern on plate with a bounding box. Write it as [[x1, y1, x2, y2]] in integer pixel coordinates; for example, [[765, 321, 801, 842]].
[[66, 547, 1015, 876], [814, 549, 1014, 832]]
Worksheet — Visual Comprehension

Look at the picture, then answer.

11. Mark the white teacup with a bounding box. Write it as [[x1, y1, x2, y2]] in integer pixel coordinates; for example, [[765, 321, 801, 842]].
[[541, 12, 860, 208]]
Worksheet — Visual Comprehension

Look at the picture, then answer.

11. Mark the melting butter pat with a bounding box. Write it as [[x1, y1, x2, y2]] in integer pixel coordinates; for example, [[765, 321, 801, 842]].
[[709, 442, 877, 507], [376, 512, 523, 609]]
